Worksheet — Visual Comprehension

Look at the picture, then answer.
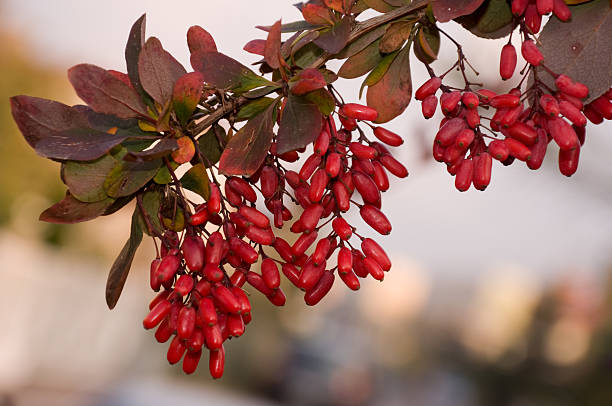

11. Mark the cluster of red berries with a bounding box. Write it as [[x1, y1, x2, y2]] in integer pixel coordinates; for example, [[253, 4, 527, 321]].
[[142, 102, 407, 378], [414, 3, 612, 191]]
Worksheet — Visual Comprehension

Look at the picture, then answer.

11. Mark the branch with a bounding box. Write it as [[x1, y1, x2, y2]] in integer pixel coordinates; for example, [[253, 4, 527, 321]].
[[190, 0, 429, 136]]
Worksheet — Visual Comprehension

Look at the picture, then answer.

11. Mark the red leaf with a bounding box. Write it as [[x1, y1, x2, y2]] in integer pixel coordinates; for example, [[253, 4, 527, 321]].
[[243, 39, 266, 56], [39, 192, 115, 224], [108, 70, 133, 88], [138, 37, 187, 105], [219, 99, 279, 176], [187, 25, 217, 54], [302, 4, 336, 25], [366, 46, 412, 123], [290, 68, 327, 95], [172, 71, 205, 125], [431, 0, 487, 22], [277, 93, 323, 154], [264, 20, 282, 69], [68, 64, 149, 118]]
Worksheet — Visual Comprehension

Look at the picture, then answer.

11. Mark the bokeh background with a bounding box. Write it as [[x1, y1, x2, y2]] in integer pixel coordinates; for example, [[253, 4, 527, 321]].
[[2, 1, 612, 405]]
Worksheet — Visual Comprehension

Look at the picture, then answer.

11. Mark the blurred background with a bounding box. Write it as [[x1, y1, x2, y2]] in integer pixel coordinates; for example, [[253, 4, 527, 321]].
[[2, 1, 612, 405]]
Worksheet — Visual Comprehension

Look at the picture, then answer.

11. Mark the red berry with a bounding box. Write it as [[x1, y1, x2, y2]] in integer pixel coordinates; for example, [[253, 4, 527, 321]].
[[440, 91, 462, 115], [527, 129, 549, 170], [332, 181, 351, 212], [455, 158, 473, 192], [559, 144, 580, 176], [182, 235, 206, 272], [421, 94, 438, 119], [360, 204, 392, 235], [512, 0, 529, 15], [300, 261, 326, 291], [505, 138, 532, 161], [490, 94, 520, 109], [361, 238, 391, 271], [143, 299, 171, 330], [261, 258, 281, 289], [299, 153, 322, 180], [590, 96, 612, 120], [379, 155, 408, 178], [415, 77, 442, 101], [552, 0, 571, 21], [309, 168, 329, 203], [508, 122, 538, 146], [540, 94, 560, 117], [227, 314, 245, 337], [282, 263, 301, 287], [155, 319, 174, 343], [183, 349, 202, 375], [198, 297, 218, 326], [487, 140, 510, 161], [177, 306, 196, 339], [363, 256, 384, 281], [525, 4, 542, 33], [559, 100, 587, 127], [521, 40, 543, 66], [207, 184, 221, 214], [167, 335, 187, 365], [175, 274, 195, 296], [537, 0, 553, 14], [239, 206, 270, 229], [150, 259, 162, 292], [209, 347, 225, 379], [435, 117, 467, 146], [555, 75, 588, 99], [212, 285, 241, 314], [373, 127, 403, 147], [304, 271, 335, 305], [473, 153, 492, 191], [314, 129, 330, 155], [292, 230, 318, 256], [260, 166, 278, 199], [325, 153, 342, 177], [189, 205, 209, 226], [332, 217, 353, 240], [245, 226, 276, 245], [352, 171, 381, 205], [342, 103, 378, 121], [548, 117, 579, 151]]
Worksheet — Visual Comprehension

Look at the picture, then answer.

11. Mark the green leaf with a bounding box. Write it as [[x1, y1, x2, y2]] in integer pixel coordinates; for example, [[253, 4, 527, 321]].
[[236, 97, 276, 121], [39, 192, 115, 224], [537, 0, 612, 103], [366, 45, 412, 123], [190, 51, 276, 93], [160, 195, 186, 232], [335, 25, 387, 59], [277, 93, 323, 154], [198, 124, 227, 167], [62, 154, 118, 202], [455, 0, 513, 39], [414, 24, 441, 64], [218, 99, 279, 176], [104, 158, 162, 198], [304, 88, 336, 116], [363, 0, 395, 12], [181, 163, 211, 200], [105, 208, 143, 309], [364, 49, 399, 87], [293, 42, 326, 69], [338, 38, 384, 79], [136, 188, 163, 236], [153, 160, 178, 184]]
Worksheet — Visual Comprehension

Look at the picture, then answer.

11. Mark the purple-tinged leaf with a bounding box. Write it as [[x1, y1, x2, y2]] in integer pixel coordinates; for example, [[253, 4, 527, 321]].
[[363, 0, 395, 12], [34, 128, 130, 161], [68, 64, 149, 119], [264, 20, 282, 69], [219, 99, 279, 176], [125, 14, 146, 96], [187, 25, 217, 54], [106, 208, 143, 309], [277, 93, 323, 154], [431, 0, 486, 22], [537, 0, 612, 103], [302, 4, 336, 25], [257, 20, 319, 33], [138, 37, 187, 105], [39, 192, 115, 224], [366, 46, 411, 123], [338, 38, 383, 79], [172, 72, 205, 126], [124, 138, 178, 162], [314, 15, 352, 54], [10, 95, 89, 148], [190, 51, 276, 93]]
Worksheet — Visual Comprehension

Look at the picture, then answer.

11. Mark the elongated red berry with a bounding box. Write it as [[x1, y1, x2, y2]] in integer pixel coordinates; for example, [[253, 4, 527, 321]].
[[245, 226, 275, 245], [505, 138, 532, 161], [261, 258, 281, 289], [435, 117, 466, 146], [177, 306, 196, 339], [371, 161, 390, 191], [182, 235, 205, 272], [455, 158, 473, 192], [590, 96, 612, 120], [342, 103, 378, 121], [337, 246, 353, 274], [490, 94, 520, 109], [512, 0, 529, 15], [239, 206, 270, 229], [312, 238, 331, 266], [209, 347, 225, 379], [189, 205, 209, 226], [422, 94, 438, 119], [300, 203, 324, 230], [207, 184, 221, 214], [314, 129, 330, 155], [339, 115, 357, 131], [304, 271, 335, 305], [212, 285, 241, 314], [361, 238, 391, 271], [143, 299, 171, 330], [300, 261, 325, 291], [500, 44, 517, 79], [537, 0, 553, 14], [282, 263, 301, 287], [150, 259, 162, 291], [525, 4, 542, 33], [309, 169, 329, 203], [379, 154, 408, 178], [363, 256, 384, 281], [488, 140, 510, 161], [332, 181, 350, 212], [552, 0, 571, 21], [548, 117, 579, 151], [183, 349, 202, 375], [175, 274, 195, 296], [292, 230, 318, 256], [155, 319, 174, 343], [325, 153, 342, 178], [559, 144, 580, 176], [473, 153, 492, 191], [559, 101, 587, 126], [527, 129, 548, 170], [299, 153, 321, 180], [440, 91, 462, 115], [360, 204, 392, 235], [260, 166, 278, 198], [555, 75, 588, 99], [227, 314, 245, 337], [415, 77, 442, 101], [167, 335, 187, 365], [508, 122, 538, 145], [198, 297, 217, 326], [332, 217, 352, 240], [352, 171, 381, 205], [373, 127, 403, 147], [157, 254, 180, 283], [229, 237, 258, 264], [350, 142, 378, 160], [521, 40, 543, 66]]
